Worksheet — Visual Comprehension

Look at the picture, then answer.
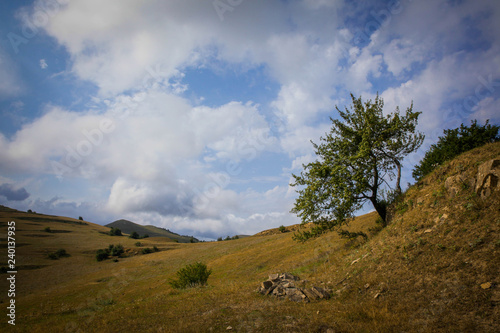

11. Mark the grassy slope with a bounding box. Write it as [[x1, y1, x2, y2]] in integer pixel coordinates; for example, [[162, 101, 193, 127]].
[[105, 219, 196, 243], [0, 142, 499, 332]]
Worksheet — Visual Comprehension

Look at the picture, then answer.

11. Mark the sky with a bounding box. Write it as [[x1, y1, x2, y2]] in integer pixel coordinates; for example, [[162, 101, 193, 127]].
[[0, 0, 499, 240]]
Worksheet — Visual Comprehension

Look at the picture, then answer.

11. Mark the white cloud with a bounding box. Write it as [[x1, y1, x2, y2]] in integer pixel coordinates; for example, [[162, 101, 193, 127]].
[[39, 59, 48, 69], [0, 47, 23, 98]]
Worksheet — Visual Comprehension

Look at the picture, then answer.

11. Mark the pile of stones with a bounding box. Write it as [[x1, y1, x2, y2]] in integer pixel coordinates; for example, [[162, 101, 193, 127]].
[[257, 273, 331, 302]]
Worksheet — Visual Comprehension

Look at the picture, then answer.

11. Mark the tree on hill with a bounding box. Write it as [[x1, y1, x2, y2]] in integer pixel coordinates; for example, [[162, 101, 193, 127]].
[[412, 120, 500, 180], [129, 231, 140, 239], [109, 227, 122, 236], [291, 94, 424, 241]]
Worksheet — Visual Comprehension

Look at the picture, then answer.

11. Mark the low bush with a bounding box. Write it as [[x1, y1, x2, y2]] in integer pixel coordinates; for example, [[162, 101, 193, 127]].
[[48, 248, 70, 260], [96, 244, 124, 261], [109, 227, 122, 236], [169, 262, 212, 289]]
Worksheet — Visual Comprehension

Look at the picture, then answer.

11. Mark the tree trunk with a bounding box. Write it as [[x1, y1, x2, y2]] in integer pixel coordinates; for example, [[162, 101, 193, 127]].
[[395, 159, 402, 195], [371, 198, 387, 223]]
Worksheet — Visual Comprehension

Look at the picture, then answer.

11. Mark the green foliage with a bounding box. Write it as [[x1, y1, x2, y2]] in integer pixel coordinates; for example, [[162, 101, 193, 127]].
[[338, 230, 368, 241], [96, 244, 124, 261], [44, 227, 51, 233], [142, 247, 153, 254], [48, 248, 70, 260], [412, 120, 500, 180], [109, 227, 122, 236], [96, 249, 109, 261], [129, 231, 140, 239], [135, 241, 142, 247], [78, 216, 83, 221], [169, 262, 212, 289], [291, 94, 424, 240], [279, 225, 287, 233]]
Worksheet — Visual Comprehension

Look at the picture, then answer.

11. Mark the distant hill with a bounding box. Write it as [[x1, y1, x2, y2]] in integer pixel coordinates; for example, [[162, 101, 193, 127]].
[[105, 219, 199, 243]]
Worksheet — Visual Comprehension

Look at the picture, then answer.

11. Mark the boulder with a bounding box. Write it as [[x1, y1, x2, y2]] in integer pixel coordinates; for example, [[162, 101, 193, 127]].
[[475, 159, 500, 198], [257, 272, 331, 302]]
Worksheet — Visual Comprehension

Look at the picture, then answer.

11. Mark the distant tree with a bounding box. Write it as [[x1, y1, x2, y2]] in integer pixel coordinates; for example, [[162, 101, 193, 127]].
[[412, 120, 500, 180], [109, 227, 122, 236], [291, 94, 424, 241], [78, 216, 83, 221], [129, 231, 140, 239], [217, 237, 223, 242]]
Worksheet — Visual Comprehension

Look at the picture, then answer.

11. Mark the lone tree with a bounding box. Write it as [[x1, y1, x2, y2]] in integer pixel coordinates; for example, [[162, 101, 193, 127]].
[[291, 94, 424, 241]]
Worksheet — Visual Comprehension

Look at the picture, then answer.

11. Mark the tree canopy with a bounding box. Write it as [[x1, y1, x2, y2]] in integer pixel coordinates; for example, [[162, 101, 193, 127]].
[[291, 94, 424, 241], [412, 120, 500, 180]]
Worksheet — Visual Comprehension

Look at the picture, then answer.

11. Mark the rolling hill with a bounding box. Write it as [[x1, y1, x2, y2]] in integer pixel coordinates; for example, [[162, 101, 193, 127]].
[[0, 142, 499, 332], [105, 219, 199, 243]]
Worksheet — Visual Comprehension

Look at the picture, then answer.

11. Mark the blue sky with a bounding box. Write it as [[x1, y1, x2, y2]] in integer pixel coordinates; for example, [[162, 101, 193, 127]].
[[0, 0, 499, 240]]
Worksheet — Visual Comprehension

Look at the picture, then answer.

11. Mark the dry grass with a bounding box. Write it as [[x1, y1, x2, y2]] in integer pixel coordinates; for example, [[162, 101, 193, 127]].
[[1, 142, 499, 332]]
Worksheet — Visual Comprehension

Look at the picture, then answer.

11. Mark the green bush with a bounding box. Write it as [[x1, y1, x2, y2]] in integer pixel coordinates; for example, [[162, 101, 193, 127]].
[[96, 249, 109, 262], [44, 227, 51, 233], [169, 262, 212, 289], [412, 120, 499, 180], [48, 248, 70, 260], [141, 247, 153, 254], [129, 231, 140, 239], [279, 225, 287, 233], [109, 227, 122, 236], [110, 244, 124, 256], [135, 242, 142, 247]]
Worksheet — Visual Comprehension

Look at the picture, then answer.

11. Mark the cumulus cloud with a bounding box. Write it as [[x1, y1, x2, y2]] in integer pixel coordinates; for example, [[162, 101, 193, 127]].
[[0, 183, 30, 201], [4, 0, 498, 238]]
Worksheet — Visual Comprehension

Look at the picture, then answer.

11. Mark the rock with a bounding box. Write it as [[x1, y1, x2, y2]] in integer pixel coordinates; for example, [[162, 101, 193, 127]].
[[481, 282, 492, 289], [226, 326, 232, 330], [280, 273, 299, 281], [286, 288, 308, 302], [269, 273, 280, 281], [445, 174, 475, 197], [258, 272, 330, 302], [351, 258, 360, 265], [303, 288, 319, 300], [475, 159, 500, 198], [311, 286, 330, 299], [261, 280, 273, 290]]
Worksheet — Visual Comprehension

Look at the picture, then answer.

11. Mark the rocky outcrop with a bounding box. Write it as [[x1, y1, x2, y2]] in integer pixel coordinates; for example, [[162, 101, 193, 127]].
[[475, 159, 500, 198], [257, 273, 331, 302], [445, 158, 500, 198]]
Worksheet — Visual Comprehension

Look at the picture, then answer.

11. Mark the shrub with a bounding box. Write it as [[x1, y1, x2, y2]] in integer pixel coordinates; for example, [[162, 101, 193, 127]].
[[141, 247, 153, 254], [135, 242, 142, 247], [48, 248, 70, 260], [279, 225, 287, 233], [44, 227, 52, 233], [153, 245, 159, 252], [109, 227, 122, 236], [96, 249, 109, 262], [78, 216, 83, 221], [129, 231, 140, 239], [169, 262, 212, 289], [110, 244, 124, 256]]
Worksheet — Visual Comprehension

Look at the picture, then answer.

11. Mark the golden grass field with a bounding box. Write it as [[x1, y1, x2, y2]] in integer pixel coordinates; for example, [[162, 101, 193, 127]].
[[1, 142, 499, 332]]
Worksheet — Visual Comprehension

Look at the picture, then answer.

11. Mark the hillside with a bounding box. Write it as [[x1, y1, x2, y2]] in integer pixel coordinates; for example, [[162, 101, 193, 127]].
[[106, 219, 198, 243], [0, 142, 499, 332]]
